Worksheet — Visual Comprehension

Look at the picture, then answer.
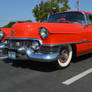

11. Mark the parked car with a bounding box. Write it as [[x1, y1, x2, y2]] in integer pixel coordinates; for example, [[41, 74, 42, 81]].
[[0, 28, 11, 53], [1, 11, 92, 68], [0, 28, 11, 42]]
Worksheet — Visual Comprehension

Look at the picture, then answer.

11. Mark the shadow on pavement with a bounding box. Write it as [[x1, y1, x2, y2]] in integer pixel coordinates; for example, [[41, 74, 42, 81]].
[[72, 53, 92, 63], [3, 53, 92, 72], [3, 58, 59, 72]]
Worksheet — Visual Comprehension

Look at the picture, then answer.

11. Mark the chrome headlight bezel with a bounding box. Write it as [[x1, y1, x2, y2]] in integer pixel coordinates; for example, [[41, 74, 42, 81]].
[[39, 27, 49, 39], [0, 30, 5, 39]]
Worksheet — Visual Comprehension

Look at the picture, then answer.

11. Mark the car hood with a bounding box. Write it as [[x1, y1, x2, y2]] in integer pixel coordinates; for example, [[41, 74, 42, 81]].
[[11, 22, 84, 38]]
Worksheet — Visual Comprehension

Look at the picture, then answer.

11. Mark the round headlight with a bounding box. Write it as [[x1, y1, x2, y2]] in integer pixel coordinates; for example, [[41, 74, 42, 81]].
[[31, 41, 40, 50], [0, 30, 4, 39], [39, 27, 49, 39]]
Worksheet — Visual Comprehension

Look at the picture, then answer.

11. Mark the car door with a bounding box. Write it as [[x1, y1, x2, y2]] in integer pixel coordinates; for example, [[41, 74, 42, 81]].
[[84, 14, 92, 51]]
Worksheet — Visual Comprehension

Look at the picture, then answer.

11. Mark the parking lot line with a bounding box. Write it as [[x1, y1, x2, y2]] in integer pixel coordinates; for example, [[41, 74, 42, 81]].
[[62, 68, 92, 85]]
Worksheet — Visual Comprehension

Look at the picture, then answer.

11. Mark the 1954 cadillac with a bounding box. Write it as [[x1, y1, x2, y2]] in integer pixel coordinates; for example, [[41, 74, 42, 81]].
[[1, 11, 92, 68]]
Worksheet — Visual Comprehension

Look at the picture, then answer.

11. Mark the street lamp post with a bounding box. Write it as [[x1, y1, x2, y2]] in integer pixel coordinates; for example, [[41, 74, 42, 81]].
[[77, 0, 79, 11]]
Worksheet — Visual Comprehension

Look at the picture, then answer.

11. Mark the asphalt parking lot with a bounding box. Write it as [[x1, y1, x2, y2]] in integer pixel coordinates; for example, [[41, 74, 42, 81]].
[[0, 54, 92, 92]]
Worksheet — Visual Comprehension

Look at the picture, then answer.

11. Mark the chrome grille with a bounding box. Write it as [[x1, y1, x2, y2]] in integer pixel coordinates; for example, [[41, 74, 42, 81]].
[[7, 40, 34, 49], [5, 38, 59, 53]]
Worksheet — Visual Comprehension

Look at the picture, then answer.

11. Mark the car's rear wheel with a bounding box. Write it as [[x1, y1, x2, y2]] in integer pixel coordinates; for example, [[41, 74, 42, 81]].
[[58, 45, 73, 68]]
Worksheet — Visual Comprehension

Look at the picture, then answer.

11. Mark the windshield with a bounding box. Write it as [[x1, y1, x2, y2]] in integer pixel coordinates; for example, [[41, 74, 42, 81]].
[[47, 12, 85, 24]]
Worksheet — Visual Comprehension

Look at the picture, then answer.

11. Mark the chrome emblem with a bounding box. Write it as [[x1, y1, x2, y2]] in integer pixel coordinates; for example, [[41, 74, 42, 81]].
[[11, 29, 15, 36]]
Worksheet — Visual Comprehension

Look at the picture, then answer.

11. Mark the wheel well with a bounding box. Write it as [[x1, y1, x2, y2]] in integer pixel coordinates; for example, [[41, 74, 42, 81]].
[[71, 44, 77, 57], [58, 44, 77, 57]]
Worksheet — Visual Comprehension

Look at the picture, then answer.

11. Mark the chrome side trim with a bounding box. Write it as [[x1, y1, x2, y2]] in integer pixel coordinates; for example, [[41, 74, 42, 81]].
[[42, 41, 88, 47]]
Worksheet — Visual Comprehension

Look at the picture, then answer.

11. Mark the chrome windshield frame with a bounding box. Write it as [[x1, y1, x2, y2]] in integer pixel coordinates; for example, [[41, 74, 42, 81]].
[[47, 11, 88, 25]]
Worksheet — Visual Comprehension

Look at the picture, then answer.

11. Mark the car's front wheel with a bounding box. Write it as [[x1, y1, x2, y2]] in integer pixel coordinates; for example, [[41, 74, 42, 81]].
[[58, 45, 73, 68]]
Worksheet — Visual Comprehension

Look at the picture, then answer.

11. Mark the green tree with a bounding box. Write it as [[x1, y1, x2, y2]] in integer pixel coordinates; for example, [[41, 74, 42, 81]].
[[58, 0, 70, 12], [3, 20, 32, 28], [33, 1, 50, 22], [3, 21, 16, 28], [25, 20, 32, 22], [33, 0, 70, 22]]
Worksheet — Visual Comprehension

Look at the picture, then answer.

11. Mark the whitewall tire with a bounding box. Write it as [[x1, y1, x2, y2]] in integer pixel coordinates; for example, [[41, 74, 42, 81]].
[[58, 45, 73, 68]]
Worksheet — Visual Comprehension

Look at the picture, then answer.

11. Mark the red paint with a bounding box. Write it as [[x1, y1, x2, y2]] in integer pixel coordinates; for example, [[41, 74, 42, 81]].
[[10, 11, 92, 56], [0, 28, 11, 41]]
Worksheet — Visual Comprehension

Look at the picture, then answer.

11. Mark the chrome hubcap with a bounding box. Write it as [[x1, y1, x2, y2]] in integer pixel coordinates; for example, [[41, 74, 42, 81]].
[[58, 47, 69, 63]]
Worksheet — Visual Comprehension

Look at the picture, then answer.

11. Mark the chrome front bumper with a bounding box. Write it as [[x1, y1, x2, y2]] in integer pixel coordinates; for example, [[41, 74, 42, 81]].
[[0, 44, 59, 62], [26, 49, 59, 62], [0, 42, 7, 54]]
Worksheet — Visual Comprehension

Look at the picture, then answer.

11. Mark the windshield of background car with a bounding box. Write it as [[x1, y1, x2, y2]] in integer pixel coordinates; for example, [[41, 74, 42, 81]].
[[47, 12, 85, 24]]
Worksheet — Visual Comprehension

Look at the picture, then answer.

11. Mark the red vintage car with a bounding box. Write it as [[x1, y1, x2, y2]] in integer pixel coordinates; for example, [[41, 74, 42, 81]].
[[0, 28, 11, 42], [1, 11, 92, 68], [0, 28, 11, 53]]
